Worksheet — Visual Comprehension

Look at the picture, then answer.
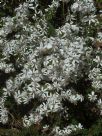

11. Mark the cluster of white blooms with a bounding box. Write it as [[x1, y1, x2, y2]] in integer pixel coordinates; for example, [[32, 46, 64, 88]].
[[61, 89, 84, 104], [89, 67, 102, 90], [0, 61, 15, 73], [23, 93, 62, 127], [53, 123, 83, 136], [71, 0, 96, 14], [88, 43, 102, 114], [0, 0, 102, 135]]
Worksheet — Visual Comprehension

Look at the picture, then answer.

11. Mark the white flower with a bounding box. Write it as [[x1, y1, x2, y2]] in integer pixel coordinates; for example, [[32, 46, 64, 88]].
[[88, 91, 97, 102], [23, 115, 31, 127], [43, 125, 49, 129], [71, 2, 79, 12]]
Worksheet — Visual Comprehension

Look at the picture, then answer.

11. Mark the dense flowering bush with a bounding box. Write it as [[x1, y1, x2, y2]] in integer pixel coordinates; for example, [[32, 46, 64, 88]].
[[0, 0, 102, 135]]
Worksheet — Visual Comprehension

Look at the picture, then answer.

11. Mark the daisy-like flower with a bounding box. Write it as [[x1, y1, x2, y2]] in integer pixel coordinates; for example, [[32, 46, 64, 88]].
[[88, 91, 97, 102]]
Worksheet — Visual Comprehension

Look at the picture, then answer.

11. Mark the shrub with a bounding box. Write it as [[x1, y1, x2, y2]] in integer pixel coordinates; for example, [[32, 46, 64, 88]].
[[0, 0, 102, 135]]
